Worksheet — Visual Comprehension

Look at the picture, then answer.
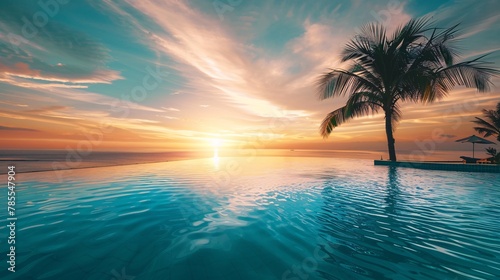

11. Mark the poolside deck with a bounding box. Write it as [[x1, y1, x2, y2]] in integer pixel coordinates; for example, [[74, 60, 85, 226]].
[[374, 160, 500, 173]]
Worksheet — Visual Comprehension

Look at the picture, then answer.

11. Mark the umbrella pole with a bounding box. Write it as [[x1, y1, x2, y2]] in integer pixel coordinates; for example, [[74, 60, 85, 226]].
[[473, 142, 475, 158]]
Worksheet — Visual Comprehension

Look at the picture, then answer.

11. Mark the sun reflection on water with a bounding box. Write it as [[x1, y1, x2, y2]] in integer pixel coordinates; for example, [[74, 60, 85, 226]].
[[213, 148, 219, 169], [211, 138, 221, 169]]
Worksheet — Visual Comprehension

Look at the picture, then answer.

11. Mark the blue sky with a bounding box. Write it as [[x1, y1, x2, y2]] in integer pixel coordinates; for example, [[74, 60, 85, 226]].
[[0, 0, 499, 153]]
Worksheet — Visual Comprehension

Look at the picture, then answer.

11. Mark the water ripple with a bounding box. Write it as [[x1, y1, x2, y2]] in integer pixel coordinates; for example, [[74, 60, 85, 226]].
[[0, 157, 499, 279]]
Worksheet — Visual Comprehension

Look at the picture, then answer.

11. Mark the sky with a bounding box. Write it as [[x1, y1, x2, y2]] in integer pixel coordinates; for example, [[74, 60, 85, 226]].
[[0, 0, 499, 155]]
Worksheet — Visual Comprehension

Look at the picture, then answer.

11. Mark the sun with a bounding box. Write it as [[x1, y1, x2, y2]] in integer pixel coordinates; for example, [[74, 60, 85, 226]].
[[211, 138, 221, 169], [211, 138, 222, 147]]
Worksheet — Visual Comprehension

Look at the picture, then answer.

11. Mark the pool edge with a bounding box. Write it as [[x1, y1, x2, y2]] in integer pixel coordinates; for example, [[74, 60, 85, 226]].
[[374, 160, 500, 173]]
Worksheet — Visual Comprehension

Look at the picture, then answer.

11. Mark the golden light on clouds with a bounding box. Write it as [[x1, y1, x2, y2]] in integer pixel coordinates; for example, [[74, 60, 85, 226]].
[[0, 0, 498, 153]]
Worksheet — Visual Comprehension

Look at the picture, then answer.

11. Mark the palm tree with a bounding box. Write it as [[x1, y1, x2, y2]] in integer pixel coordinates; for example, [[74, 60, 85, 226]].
[[485, 147, 499, 164], [317, 18, 498, 161], [472, 102, 500, 142]]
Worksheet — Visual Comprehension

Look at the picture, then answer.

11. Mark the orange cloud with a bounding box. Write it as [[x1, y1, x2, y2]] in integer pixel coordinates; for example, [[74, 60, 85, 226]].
[[0, 62, 40, 77]]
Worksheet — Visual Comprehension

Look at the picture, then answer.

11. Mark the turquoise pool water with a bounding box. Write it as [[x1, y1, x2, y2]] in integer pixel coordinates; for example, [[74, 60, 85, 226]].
[[1, 157, 499, 279]]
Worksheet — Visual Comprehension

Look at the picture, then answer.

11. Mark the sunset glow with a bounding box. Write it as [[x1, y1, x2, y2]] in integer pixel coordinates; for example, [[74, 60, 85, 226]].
[[1, 2, 500, 279], [211, 138, 222, 148], [0, 0, 499, 154]]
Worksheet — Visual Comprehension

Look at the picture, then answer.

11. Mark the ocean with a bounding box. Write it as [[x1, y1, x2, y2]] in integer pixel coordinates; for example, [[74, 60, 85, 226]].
[[0, 148, 481, 176]]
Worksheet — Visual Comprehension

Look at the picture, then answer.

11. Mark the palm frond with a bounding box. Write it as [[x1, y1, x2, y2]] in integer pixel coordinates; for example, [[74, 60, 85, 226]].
[[350, 63, 383, 90], [397, 67, 435, 102], [425, 57, 499, 102], [473, 127, 496, 138], [320, 107, 346, 138], [485, 147, 497, 157], [404, 22, 461, 76], [359, 22, 386, 46], [483, 108, 500, 126], [320, 94, 381, 138], [472, 116, 500, 137], [430, 23, 462, 66], [341, 35, 375, 63], [389, 17, 431, 52], [345, 91, 384, 112], [316, 69, 382, 100], [426, 75, 453, 101]]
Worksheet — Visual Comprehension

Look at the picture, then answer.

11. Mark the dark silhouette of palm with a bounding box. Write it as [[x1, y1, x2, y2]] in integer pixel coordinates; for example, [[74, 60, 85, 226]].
[[472, 102, 500, 142], [316, 18, 498, 161]]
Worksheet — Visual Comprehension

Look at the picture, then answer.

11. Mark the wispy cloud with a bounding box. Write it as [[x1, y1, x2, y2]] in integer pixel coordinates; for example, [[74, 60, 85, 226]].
[[0, 61, 123, 89], [0, 3, 124, 90], [161, 107, 180, 112], [25, 105, 70, 114], [0, 100, 28, 107], [98, 0, 317, 120], [0, 125, 39, 132]]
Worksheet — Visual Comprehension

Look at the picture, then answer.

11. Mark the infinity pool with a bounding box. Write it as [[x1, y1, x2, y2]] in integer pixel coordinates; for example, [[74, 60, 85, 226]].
[[1, 157, 499, 279]]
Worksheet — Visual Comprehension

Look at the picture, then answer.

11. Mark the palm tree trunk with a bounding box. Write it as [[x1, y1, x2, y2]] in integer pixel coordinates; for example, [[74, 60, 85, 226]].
[[385, 110, 397, 161]]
